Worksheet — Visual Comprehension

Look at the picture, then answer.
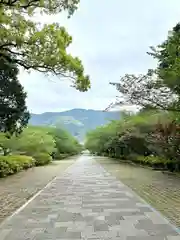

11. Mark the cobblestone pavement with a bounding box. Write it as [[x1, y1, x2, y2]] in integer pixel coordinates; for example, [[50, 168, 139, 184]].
[[0, 159, 76, 223], [0, 155, 180, 240]]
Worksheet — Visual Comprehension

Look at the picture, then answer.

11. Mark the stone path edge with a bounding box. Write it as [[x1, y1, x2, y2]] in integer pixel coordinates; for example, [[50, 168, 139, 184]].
[[94, 158, 180, 235], [0, 161, 76, 229]]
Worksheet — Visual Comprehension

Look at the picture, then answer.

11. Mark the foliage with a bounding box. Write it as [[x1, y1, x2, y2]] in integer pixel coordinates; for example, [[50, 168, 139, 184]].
[[151, 119, 180, 161], [0, 124, 82, 177], [110, 73, 176, 111], [0, 125, 82, 165], [85, 110, 180, 172], [33, 153, 52, 166], [0, 0, 90, 92], [0, 155, 35, 177], [13, 126, 56, 155], [0, 133, 17, 155], [0, 56, 29, 135], [134, 156, 178, 170], [53, 153, 69, 160], [99, 22, 180, 172], [148, 23, 180, 96], [50, 127, 82, 158], [110, 23, 180, 112]]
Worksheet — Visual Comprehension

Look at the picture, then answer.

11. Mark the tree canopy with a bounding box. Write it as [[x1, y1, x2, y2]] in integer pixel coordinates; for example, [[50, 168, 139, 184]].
[[49, 127, 82, 157], [148, 23, 180, 95], [92, 22, 180, 172], [85, 110, 180, 171], [0, 0, 90, 92], [13, 126, 56, 155], [110, 23, 180, 112], [0, 125, 82, 157], [0, 55, 29, 135]]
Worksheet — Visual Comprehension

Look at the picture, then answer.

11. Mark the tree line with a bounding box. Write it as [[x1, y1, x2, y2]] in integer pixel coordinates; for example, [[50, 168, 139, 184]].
[[0, 0, 89, 177], [0, 125, 82, 177], [85, 23, 180, 172]]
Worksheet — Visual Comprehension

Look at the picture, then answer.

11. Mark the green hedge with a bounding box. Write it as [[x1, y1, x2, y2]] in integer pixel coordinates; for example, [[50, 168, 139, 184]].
[[33, 153, 52, 166], [133, 156, 180, 171], [0, 155, 35, 177]]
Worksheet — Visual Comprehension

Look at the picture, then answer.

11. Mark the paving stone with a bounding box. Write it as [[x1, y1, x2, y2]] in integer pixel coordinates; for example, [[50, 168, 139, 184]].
[[135, 219, 179, 237], [0, 159, 76, 224], [167, 237, 180, 240], [0, 229, 11, 240], [126, 237, 166, 240], [93, 220, 109, 231], [0, 156, 179, 240]]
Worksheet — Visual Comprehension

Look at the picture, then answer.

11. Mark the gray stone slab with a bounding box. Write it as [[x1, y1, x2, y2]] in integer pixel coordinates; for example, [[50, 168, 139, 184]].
[[0, 155, 179, 240]]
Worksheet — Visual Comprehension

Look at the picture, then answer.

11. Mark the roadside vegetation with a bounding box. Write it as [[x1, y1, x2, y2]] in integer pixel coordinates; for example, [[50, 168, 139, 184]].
[[85, 23, 180, 173], [0, 126, 82, 177], [85, 110, 180, 171], [0, 0, 89, 178]]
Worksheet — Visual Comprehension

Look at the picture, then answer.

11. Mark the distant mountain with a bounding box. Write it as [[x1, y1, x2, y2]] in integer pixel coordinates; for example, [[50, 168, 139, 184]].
[[29, 109, 121, 141]]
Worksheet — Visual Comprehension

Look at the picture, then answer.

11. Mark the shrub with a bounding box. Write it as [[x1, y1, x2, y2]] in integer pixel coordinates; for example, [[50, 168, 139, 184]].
[[135, 156, 164, 167], [0, 159, 11, 177], [134, 155, 180, 171], [53, 152, 69, 160], [0, 155, 35, 177], [33, 153, 52, 166]]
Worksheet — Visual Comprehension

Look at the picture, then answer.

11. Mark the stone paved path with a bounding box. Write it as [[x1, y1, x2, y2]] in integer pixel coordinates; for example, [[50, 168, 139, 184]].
[[0, 159, 76, 223], [0, 156, 180, 240]]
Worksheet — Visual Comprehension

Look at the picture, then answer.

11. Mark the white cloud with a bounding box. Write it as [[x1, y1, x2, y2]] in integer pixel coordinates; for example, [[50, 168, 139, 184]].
[[19, 0, 180, 113]]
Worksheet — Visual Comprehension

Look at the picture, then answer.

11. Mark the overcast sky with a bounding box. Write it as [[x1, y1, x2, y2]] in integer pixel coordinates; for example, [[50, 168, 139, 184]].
[[19, 0, 180, 113]]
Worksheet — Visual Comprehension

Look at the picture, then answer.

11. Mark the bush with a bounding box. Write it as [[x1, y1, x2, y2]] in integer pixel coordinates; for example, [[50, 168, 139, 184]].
[[53, 152, 69, 160], [134, 156, 179, 171], [33, 153, 52, 166], [0, 155, 35, 177]]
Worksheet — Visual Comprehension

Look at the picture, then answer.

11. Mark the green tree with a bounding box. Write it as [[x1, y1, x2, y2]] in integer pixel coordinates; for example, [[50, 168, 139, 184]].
[[110, 72, 176, 112], [85, 110, 161, 157], [0, 0, 90, 92], [85, 110, 180, 171], [0, 133, 16, 155], [14, 126, 56, 155], [110, 23, 180, 112], [148, 23, 180, 96], [0, 56, 29, 135], [50, 127, 82, 157]]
